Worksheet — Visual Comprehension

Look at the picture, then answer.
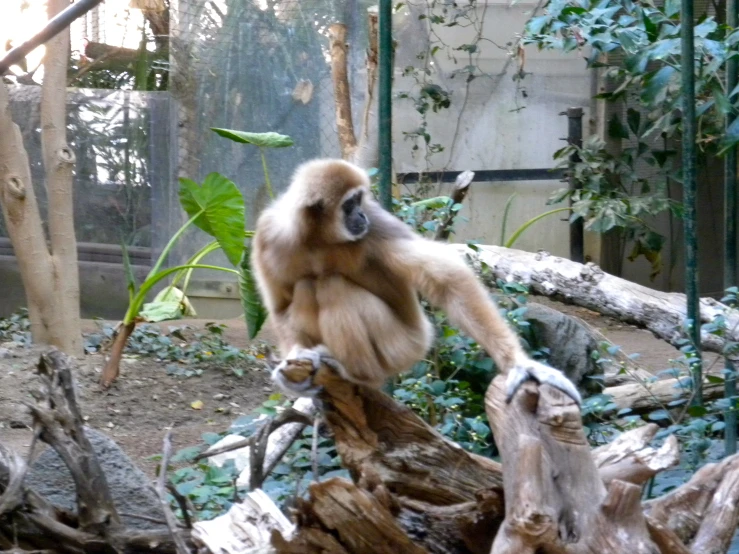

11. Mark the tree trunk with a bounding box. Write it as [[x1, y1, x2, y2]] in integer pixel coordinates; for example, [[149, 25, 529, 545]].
[[0, 1, 81, 355], [41, 0, 82, 356], [328, 23, 357, 160]]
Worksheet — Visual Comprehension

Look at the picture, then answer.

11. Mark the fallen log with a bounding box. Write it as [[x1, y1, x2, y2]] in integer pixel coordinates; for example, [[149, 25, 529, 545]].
[[459, 244, 739, 357]]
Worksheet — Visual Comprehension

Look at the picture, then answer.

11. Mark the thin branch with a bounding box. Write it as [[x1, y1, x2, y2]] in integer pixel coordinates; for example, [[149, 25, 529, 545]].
[[166, 482, 194, 530], [311, 415, 321, 483], [154, 428, 190, 554], [194, 407, 313, 463]]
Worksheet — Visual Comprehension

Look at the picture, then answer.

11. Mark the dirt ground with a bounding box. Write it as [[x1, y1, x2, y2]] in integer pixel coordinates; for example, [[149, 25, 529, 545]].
[[0, 316, 274, 477], [0, 301, 718, 478]]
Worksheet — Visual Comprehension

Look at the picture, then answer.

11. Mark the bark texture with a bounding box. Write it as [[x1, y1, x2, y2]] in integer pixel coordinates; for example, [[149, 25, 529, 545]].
[[460, 244, 739, 357], [0, 0, 81, 355]]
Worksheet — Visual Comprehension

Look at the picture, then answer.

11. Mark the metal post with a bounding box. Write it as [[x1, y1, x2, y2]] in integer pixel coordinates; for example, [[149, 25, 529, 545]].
[[725, 0, 738, 455], [681, 0, 702, 406], [566, 107, 584, 263], [377, 0, 393, 211]]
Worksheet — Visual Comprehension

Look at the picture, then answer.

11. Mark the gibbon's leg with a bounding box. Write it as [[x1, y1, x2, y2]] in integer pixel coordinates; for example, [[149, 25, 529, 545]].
[[271, 275, 430, 394], [384, 238, 582, 405]]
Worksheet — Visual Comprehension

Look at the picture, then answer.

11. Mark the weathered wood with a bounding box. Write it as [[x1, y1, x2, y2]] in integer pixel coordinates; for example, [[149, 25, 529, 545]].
[[592, 424, 680, 486], [604, 376, 723, 413], [199, 358, 739, 554], [277, 478, 428, 554], [309, 365, 503, 505], [485, 375, 661, 553], [644, 454, 739, 546], [192, 489, 295, 554], [460, 244, 739, 356], [435, 171, 474, 241]]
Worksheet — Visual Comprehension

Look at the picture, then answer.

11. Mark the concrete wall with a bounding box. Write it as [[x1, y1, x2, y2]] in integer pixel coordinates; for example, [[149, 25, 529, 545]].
[[388, 0, 593, 258]]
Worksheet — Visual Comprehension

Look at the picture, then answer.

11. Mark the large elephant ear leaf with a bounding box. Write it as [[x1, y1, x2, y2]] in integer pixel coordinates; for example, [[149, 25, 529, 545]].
[[178, 173, 246, 267], [239, 245, 267, 339], [211, 128, 294, 148]]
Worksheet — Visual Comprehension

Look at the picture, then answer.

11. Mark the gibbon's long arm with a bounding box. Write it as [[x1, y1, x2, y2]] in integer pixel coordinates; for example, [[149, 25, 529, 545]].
[[385, 237, 582, 404]]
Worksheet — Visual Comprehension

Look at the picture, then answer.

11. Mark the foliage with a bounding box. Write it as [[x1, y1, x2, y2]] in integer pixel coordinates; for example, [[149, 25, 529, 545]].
[[522, 0, 739, 277], [212, 127, 295, 338], [0, 308, 31, 345], [118, 172, 245, 330], [85, 321, 266, 378], [165, 399, 347, 520], [394, 0, 496, 169]]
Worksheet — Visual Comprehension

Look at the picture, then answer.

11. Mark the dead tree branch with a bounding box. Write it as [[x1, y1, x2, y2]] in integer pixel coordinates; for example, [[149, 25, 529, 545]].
[[434, 170, 474, 241], [0, 350, 192, 553]]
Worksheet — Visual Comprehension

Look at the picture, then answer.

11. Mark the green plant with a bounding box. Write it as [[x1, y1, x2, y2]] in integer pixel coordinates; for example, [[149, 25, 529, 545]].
[[0, 307, 31, 345], [522, 0, 739, 278], [210, 128, 294, 200], [101, 172, 247, 386]]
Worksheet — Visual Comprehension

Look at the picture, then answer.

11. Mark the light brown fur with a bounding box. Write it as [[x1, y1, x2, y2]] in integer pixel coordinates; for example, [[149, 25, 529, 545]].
[[251, 159, 580, 402]]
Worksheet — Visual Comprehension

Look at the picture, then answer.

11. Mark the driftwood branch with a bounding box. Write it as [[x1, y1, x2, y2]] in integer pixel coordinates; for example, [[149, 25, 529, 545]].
[[184, 356, 739, 554], [25, 350, 120, 533], [460, 244, 739, 356], [0, 350, 192, 553]]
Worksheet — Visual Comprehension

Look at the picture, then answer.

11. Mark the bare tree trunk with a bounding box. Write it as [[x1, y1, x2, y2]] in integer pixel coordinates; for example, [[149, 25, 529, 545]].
[[0, 1, 81, 355], [329, 23, 357, 160], [328, 8, 380, 170], [41, 0, 82, 355], [350, 7, 380, 170]]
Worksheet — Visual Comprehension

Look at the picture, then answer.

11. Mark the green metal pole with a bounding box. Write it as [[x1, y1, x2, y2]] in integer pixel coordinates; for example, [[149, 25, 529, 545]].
[[725, 0, 738, 455], [681, 0, 702, 406], [378, 0, 393, 211]]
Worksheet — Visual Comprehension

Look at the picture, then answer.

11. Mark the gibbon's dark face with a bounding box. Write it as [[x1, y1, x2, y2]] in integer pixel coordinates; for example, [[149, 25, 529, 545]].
[[342, 190, 369, 239]]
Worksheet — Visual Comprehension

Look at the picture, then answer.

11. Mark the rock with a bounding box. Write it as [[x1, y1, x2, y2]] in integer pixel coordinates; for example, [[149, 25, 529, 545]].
[[0, 347, 12, 359], [523, 302, 603, 394], [25, 427, 165, 530]]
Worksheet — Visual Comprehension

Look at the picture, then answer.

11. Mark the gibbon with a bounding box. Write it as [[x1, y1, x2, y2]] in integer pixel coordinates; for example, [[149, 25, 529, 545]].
[[251, 159, 581, 403]]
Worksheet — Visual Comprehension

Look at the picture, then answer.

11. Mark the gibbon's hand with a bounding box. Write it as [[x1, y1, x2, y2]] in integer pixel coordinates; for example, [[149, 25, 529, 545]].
[[271, 345, 345, 397], [505, 359, 582, 405]]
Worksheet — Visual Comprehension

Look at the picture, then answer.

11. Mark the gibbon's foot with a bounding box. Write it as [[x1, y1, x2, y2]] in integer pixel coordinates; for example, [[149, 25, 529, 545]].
[[505, 359, 582, 406], [271, 346, 346, 397]]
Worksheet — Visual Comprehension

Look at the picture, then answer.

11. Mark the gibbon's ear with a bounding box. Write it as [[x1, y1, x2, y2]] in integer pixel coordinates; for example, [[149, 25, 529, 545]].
[[306, 199, 324, 216]]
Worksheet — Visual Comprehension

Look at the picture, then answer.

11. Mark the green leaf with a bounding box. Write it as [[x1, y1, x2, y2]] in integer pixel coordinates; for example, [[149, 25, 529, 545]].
[[211, 128, 294, 148], [607, 113, 629, 140], [178, 173, 246, 267], [526, 15, 549, 35], [641, 66, 675, 104], [121, 240, 137, 299], [140, 286, 197, 323], [626, 108, 641, 136], [642, 11, 658, 42], [664, 0, 680, 16], [239, 245, 267, 339], [711, 81, 732, 115]]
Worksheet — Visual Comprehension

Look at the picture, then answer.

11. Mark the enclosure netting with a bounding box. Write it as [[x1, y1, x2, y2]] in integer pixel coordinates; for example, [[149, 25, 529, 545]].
[[1, 0, 376, 272]]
